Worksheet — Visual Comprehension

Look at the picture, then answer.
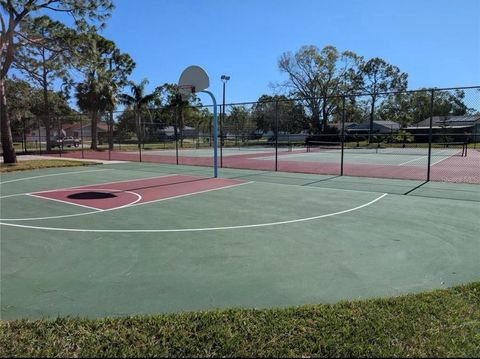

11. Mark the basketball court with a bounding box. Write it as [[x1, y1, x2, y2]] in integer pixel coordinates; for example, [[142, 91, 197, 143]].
[[1, 162, 479, 319], [2, 66, 479, 321]]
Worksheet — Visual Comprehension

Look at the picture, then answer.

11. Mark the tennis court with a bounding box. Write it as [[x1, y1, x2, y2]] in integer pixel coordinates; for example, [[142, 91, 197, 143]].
[[51, 141, 479, 183], [256, 144, 465, 166], [1, 161, 479, 320], [145, 146, 282, 157]]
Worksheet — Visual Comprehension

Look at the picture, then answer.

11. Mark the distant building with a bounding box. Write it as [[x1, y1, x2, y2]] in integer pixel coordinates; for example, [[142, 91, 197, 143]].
[[346, 120, 401, 135], [26, 122, 108, 142], [405, 115, 480, 142], [161, 126, 198, 138], [330, 122, 361, 131]]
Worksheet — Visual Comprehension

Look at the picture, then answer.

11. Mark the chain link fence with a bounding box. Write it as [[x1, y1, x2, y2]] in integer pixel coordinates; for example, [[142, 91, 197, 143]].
[[8, 86, 480, 184]]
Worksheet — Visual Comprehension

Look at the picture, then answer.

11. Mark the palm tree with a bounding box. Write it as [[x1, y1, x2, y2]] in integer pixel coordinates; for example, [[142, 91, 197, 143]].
[[75, 70, 114, 150], [119, 79, 158, 148]]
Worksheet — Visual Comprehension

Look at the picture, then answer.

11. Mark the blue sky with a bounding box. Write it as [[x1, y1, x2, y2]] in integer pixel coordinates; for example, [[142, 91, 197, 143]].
[[49, 0, 480, 104]]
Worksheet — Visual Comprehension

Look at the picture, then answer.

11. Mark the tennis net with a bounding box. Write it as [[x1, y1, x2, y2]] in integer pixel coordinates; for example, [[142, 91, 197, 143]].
[[305, 141, 468, 157]]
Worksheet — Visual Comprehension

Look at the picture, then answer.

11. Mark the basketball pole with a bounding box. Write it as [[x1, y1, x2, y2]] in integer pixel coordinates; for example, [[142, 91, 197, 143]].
[[201, 90, 218, 178]]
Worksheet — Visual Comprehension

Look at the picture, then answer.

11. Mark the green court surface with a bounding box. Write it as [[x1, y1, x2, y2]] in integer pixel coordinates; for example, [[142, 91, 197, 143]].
[[257, 148, 461, 166], [1, 162, 479, 320], [122, 145, 461, 167]]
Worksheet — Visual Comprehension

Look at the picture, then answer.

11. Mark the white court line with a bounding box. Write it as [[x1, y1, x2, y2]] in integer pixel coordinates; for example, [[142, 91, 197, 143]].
[[0, 193, 28, 199], [0, 169, 112, 184], [0, 181, 252, 221], [27, 188, 143, 212], [430, 155, 456, 166], [0, 174, 178, 199], [398, 150, 452, 166], [0, 193, 388, 232], [398, 156, 429, 166], [27, 193, 103, 211]]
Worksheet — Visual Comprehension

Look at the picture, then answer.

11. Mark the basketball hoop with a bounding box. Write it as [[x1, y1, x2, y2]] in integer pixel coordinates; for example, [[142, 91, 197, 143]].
[[177, 84, 196, 101], [177, 65, 219, 177], [178, 65, 209, 100]]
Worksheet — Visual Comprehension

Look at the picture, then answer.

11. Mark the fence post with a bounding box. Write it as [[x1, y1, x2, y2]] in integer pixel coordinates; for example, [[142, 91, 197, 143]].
[[108, 112, 112, 161], [137, 110, 142, 162], [58, 117, 62, 158], [80, 117, 84, 159], [22, 116, 27, 153], [37, 117, 42, 154], [474, 123, 478, 150], [220, 103, 223, 168], [341, 96, 346, 176], [426, 89, 435, 182], [174, 107, 179, 165], [275, 100, 279, 172]]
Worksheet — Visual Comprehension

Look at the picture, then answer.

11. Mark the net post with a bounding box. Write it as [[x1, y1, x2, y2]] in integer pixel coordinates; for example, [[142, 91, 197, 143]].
[[427, 89, 435, 182]]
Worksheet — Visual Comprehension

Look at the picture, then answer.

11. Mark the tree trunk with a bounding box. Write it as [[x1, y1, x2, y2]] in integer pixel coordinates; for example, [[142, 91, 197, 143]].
[[310, 99, 322, 133], [179, 107, 184, 148], [109, 110, 114, 150], [322, 97, 328, 133], [43, 82, 52, 151], [311, 111, 322, 134], [42, 50, 53, 151], [0, 77, 17, 163], [90, 110, 98, 150], [135, 110, 141, 151]]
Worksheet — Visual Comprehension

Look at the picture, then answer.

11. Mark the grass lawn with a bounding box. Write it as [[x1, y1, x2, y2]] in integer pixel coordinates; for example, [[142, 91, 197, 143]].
[[0, 159, 99, 173], [1, 282, 478, 358]]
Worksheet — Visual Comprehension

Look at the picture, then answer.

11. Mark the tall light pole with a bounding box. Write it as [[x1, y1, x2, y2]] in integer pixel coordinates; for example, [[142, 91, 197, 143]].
[[220, 75, 230, 167]]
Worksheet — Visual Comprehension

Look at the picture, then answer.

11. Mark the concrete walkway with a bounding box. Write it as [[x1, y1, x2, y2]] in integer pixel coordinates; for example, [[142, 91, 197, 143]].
[[1, 154, 128, 164]]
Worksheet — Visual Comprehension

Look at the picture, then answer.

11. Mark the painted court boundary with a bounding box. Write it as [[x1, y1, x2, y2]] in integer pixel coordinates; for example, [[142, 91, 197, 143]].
[[0, 193, 388, 232], [0, 173, 178, 199], [0, 168, 113, 184], [28, 188, 144, 211], [0, 180, 252, 222]]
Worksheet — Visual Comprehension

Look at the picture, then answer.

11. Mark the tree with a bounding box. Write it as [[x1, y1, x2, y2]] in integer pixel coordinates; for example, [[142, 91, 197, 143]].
[[4, 76, 34, 143], [191, 107, 213, 145], [227, 105, 254, 145], [4, 77, 32, 119], [376, 92, 415, 127], [355, 57, 408, 141], [13, 16, 77, 150], [377, 89, 473, 127], [252, 95, 307, 135], [155, 83, 203, 147], [5, 77, 76, 149], [119, 79, 159, 148], [0, 0, 114, 163], [278, 45, 361, 133], [75, 34, 134, 150]]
